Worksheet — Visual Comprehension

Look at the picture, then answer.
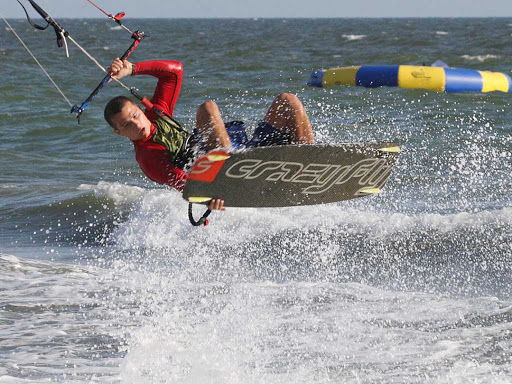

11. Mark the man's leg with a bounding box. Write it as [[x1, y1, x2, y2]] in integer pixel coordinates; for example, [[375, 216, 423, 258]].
[[263, 93, 314, 144], [196, 101, 232, 150]]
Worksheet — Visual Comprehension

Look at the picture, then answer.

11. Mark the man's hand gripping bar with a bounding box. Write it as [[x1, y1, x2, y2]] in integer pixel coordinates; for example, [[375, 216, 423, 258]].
[[70, 30, 146, 123]]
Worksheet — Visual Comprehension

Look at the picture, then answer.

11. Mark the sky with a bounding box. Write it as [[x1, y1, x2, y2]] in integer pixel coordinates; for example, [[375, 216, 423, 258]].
[[2, 0, 512, 18]]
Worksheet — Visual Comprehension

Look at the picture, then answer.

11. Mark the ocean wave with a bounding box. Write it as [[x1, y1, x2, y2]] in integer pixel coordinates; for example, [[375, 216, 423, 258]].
[[1, 182, 144, 248], [436, 31, 449, 35], [340, 34, 367, 41], [107, 178, 512, 251], [8, 179, 509, 255], [78, 181, 146, 206], [0, 253, 87, 275], [461, 54, 500, 62]]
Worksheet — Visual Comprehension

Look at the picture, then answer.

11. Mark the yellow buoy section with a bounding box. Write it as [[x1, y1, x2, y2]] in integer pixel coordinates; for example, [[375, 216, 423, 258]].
[[322, 66, 360, 87], [480, 71, 511, 93], [398, 65, 446, 92]]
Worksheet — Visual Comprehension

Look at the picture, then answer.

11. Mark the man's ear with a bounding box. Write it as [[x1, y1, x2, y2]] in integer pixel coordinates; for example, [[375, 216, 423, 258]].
[[113, 128, 121, 136]]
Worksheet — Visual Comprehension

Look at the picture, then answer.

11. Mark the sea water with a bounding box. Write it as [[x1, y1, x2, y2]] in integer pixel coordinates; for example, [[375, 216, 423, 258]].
[[0, 18, 511, 383]]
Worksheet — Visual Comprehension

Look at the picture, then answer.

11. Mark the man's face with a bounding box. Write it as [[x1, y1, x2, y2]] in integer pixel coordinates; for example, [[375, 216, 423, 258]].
[[111, 102, 151, 141]]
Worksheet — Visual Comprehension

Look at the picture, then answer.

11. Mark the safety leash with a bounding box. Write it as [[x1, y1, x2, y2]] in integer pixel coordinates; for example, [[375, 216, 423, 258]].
[[16, 0, 69, 56], [85, 0, 134, 35]]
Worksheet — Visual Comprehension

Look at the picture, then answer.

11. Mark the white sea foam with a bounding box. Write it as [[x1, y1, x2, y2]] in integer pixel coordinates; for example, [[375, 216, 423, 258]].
[[0, 253, 23, 265], [436, 31, 449, 35], [461, 54, 500, 62], [0, 253, 128, 382], [116, 274, 512, 383], [341, 34, 367, 41], [0, 253, 88, 276], [110, 26, 123, 31], [371, 206, 512, 236], [78, 181, 145, 206], [94, 177, 512, 252]]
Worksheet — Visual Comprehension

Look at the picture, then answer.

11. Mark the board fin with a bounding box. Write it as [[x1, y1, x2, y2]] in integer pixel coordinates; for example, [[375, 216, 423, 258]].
[[206, 153, 231, 162], [188, 197, 212, 203], [378, 146, 401, 153], [357, 187, 381, 195]]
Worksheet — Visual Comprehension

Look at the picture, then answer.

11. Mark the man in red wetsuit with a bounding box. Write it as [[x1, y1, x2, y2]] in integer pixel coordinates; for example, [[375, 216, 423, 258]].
[[104, 58, 314, 211]]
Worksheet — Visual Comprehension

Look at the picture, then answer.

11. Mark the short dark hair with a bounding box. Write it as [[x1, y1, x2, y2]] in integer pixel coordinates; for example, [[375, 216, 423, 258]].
[[104, 96, 135, 128]]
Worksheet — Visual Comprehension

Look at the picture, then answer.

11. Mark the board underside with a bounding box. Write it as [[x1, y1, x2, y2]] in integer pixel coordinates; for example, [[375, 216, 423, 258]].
[[183, 143, 400, 208]]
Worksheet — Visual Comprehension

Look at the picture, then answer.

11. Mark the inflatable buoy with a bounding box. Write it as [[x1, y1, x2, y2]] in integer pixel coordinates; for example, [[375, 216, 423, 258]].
[[307, 65, 511, 93]]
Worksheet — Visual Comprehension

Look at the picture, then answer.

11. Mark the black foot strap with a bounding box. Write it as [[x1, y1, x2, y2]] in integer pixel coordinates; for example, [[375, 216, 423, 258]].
[[188, 203, 211, 226]]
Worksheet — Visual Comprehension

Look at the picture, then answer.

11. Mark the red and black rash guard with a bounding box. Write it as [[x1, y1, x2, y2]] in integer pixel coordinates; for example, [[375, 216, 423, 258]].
[[130, 60, 188, 191]]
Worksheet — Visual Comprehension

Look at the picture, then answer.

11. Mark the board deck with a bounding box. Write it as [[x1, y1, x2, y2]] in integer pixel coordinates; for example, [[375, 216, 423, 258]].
[[183, 143, 400, 208]]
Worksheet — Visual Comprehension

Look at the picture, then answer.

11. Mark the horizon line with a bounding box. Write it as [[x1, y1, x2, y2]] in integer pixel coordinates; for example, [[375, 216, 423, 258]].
[[3, 16, 512, 19]]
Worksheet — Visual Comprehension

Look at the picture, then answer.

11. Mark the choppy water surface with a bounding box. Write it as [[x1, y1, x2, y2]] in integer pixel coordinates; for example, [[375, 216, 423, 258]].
[[0, 18, 511, 383]]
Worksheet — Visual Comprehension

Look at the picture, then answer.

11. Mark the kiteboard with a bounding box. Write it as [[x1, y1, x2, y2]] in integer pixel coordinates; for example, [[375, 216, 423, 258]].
[[183, 143, 400, 208]]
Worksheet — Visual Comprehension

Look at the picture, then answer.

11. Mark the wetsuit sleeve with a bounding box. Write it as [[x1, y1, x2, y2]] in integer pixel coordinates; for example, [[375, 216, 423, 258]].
[[132, 60, 183, 120], [136, 147, 189, 191]]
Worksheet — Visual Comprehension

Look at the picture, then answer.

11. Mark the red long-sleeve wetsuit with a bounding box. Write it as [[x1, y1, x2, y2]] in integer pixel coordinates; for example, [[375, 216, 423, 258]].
[[131, 60, 188, 191]]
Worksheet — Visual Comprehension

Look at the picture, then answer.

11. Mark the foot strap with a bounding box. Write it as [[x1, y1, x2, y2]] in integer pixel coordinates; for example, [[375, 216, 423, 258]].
[[188, 203, 211, 226]]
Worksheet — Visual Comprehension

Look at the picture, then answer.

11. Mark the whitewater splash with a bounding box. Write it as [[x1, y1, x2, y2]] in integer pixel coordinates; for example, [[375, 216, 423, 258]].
[[80, 181, 512, 245], [75, 179, 512, 243], [76, 179, 511, 383]]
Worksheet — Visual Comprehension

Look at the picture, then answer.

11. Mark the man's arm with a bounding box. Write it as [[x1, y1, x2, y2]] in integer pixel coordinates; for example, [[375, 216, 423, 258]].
[[109, 58, 183, 119], [132, 60, 183, 120]]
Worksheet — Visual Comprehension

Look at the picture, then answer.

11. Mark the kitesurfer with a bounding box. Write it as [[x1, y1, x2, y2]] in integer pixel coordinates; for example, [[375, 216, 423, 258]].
[[104, 58, 314, 210]]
